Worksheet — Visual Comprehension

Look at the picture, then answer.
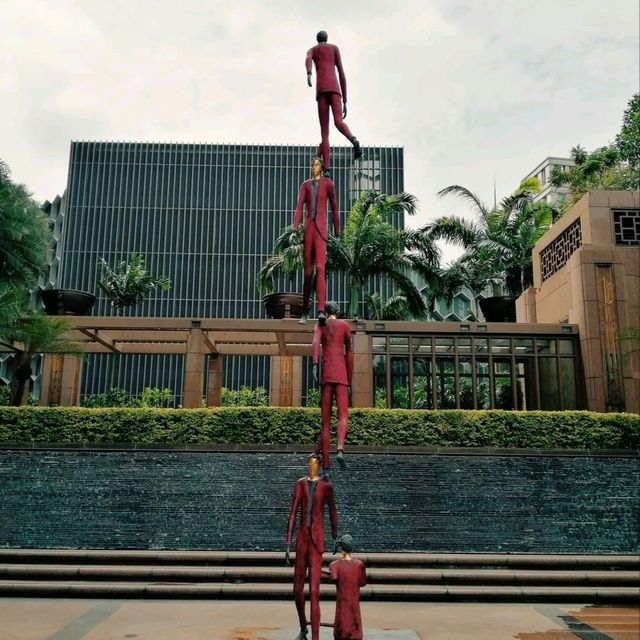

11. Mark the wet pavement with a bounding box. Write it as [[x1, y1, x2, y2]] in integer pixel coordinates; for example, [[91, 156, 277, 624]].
[[0, 599, 637, 640]]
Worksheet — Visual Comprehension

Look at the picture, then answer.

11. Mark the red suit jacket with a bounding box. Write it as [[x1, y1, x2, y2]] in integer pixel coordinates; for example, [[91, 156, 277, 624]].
[[286, 477, 338, 553], [312, 318, 353, 386], [306, 43, 347, 101], [293, 177, 340, 240]]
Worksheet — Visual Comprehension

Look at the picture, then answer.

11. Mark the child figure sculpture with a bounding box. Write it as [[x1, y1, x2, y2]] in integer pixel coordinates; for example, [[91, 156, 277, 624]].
[[328, 534, 367, 640]]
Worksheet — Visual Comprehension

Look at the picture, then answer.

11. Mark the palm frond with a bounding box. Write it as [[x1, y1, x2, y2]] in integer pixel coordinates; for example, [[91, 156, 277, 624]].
[[436, 184, 489, 217]]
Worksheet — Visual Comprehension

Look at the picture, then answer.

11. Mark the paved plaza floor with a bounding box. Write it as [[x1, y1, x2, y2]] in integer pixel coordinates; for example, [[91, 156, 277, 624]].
[[0, 599, 637, 640]]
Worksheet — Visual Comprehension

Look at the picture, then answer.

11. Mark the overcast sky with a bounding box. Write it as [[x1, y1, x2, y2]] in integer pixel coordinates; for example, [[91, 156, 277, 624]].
[[2, 0, 639, 260]]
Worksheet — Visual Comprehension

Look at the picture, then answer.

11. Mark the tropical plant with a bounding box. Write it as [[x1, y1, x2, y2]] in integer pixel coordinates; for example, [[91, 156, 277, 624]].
[[97, 253, 170, 387], [0, 311, 81, 405], [0, 160, 50, 329], [257, 190, 440, 318], [98, 252, 170, 312], [437, 248, 503, 319], [425, 177, 554, 297], [365, 292, 413, 321]]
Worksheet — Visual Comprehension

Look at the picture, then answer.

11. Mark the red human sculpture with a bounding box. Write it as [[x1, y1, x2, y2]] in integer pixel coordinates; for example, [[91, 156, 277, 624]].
[[293, 157, 339, 323], [306, 30, 361, 173], [311, 302, 353, 472], [328, 534, 367, 640], [286, 453, 338, 640]]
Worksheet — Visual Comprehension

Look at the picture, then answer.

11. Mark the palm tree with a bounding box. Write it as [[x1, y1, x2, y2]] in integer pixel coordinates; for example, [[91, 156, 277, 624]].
[[425, 178, 554, 297], [257, 190, 440, 319], [438, 249, 504, 320], [98, 252, 170, 312], [365, 292, 413, 321], [0, 312, 81, 405], [0, 160, 50, 328], [97, 253, 170, 388]]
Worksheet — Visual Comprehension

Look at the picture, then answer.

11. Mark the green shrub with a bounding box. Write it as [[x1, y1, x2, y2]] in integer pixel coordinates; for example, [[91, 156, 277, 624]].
[[0, 406, 637, 449], [81, 387, 174, 408], [221, 386, 269, 406]]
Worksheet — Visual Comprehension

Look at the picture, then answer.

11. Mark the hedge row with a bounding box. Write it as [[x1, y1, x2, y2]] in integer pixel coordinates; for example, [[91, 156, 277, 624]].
[[0, 406, 638, 449]]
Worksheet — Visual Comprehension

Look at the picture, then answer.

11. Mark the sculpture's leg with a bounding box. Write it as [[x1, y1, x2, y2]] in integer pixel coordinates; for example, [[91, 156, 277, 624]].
[[309, 547, 323, 640], [319, 383, 333, 470], [293, 542, 309, 632], [317, 93, 331, 170], [330, 93, 361, 160], [302, 224, 314, 314], [335, 383, 349, 454], [329, 93, 354, 140], [314, 226, 326, 314]]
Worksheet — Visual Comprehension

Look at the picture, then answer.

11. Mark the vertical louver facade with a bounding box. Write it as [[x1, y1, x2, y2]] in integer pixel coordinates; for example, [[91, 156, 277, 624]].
[[59, 142, 404, 403]]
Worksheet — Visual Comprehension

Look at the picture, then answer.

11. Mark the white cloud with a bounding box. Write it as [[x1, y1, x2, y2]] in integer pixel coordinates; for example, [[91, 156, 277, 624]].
[[1, 0, 638, 263]]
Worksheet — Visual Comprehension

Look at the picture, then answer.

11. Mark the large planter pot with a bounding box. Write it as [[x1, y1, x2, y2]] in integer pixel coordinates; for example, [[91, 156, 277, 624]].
[[262, 293, 306, 319], [41, 289, 96, 316], [479, 296, 517, 322]]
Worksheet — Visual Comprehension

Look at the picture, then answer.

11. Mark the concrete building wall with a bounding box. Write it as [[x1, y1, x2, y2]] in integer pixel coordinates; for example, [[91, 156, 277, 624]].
[[517, 190, 640, 413]]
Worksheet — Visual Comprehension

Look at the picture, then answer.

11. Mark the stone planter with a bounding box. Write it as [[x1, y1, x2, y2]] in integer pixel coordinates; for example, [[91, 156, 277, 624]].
[[41, 289, 96, 316], [262, 293, 305, 319], [479, 296, 517, 322]]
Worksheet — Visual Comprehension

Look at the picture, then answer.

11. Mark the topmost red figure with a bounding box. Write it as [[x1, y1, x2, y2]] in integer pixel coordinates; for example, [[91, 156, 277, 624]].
[[306, 31, 362, 174]]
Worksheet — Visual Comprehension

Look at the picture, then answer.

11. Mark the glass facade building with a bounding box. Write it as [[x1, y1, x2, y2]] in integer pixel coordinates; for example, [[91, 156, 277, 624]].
[[56, 142, 404, 403]]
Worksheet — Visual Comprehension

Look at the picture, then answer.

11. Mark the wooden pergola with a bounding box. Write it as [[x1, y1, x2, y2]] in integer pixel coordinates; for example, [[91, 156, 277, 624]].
[[39, 317, 372, 408]]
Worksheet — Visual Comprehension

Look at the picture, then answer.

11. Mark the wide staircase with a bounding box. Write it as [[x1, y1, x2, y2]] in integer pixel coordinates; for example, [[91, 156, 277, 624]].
[[0, 549, 637, 602]]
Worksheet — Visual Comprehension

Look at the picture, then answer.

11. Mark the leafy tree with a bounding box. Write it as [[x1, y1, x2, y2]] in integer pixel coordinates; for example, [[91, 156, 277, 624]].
[[98, 252, 170, 312], [615, 93, 640, 170], [0, 160, 50, 329], [257, 190, 440, 318], [0, 312, 81, 405], [551, 93, 640, 201], [425, 178, 553, 297]]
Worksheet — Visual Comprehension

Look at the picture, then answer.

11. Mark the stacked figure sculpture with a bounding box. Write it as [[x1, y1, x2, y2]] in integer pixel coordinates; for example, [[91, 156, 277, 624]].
[[293, 158, 339, 326], [282, 30, 367, 640], [306, 30, 362, 175]]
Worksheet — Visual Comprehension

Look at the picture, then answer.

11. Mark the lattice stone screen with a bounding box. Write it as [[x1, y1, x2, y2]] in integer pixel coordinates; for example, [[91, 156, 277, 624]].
[[613, 209, 640, 246], [540, 218, 583, 282]]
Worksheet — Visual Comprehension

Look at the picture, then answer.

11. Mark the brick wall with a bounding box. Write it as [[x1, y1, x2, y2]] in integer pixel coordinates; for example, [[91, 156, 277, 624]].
[[1, 449, 637, 553]]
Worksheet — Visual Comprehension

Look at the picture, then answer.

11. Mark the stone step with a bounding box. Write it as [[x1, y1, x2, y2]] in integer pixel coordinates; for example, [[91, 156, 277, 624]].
[[0, 580, 637, 602], [1, 564, 637, 586], [0, 549, 637, 570]]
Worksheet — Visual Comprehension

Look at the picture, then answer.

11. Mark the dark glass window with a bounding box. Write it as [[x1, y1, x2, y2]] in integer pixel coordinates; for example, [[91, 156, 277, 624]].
[[459, 357, 474, 409], [538, 358, 560, 409], [373, 354, 387, 408], [435, 358, 456, 409], [372, 337, 386, 353], [389, 337, 409, 353], [491, 338, 511, 354], [514, 338, 534, 354], [558, 339, 575, 355], [413, 357, 433, 409], [515, 359, 536, 410], [493, 359, 514, 409], [391, 356, 409, 408], [412, 337, 432, 353], [560, 358, 578, 408], [434, 337, 455, 353], [476, 358, 491, 409]]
